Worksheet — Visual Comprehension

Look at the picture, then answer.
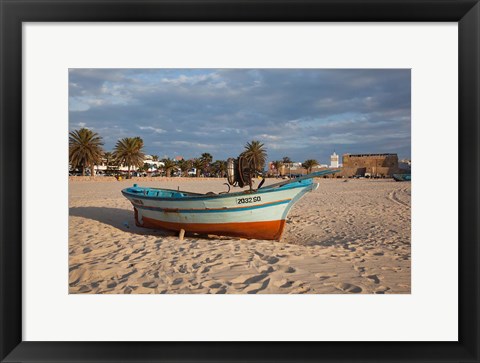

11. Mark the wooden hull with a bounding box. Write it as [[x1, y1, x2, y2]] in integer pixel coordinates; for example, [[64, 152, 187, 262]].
[[123, 179, 318, 240], [135, 207, 286, 240]]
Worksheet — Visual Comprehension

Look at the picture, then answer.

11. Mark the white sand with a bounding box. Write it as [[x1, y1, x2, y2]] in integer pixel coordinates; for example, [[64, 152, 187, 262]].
[[69, 178, 411, 294]]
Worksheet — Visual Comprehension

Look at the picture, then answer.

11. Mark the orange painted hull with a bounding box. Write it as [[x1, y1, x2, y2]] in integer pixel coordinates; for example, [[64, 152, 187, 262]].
[[135, 208, 286, 240]]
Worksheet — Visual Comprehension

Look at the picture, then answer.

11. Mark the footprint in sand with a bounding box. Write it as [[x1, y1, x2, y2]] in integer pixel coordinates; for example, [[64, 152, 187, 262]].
[[121, 269, 138, 279], [280, 281, 294, 288], [215, 286, 227, 294], [259, 266, 275, 274], [336, 282, 362, 293], [69, 264, 80, 273], [243, 274, 269, 284], [265, 256, 279, 264], [69, 278, 80, 287], [142, 281, 158, 288], [365, 274, 380, 284], [245, 278, 270, 294], [354, 266, 366, 273], [374, 286, 391, 294], [78, 285, 92, 293], [273, 278, 288, 288], [315, 273, 337, 281], [231, 273, 269, 285]]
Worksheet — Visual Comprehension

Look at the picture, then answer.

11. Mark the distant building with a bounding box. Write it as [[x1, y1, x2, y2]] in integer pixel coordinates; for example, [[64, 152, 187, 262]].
[[93, 156, 164, 175], [342, 153, 400, 177], [399, 159, 411, 171], [330, 152, 339, 168]]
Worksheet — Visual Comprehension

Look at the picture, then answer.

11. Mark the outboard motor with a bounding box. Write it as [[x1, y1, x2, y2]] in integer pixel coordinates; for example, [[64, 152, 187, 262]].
[[226, 155, 264, 190]]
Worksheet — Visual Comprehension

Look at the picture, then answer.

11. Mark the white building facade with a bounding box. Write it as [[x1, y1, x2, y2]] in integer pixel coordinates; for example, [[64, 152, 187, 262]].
[[330, 152, 339, 168]]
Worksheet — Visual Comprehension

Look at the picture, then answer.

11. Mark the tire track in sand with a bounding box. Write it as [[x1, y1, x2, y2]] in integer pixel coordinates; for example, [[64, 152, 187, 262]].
[[387, 188, 410, 208]]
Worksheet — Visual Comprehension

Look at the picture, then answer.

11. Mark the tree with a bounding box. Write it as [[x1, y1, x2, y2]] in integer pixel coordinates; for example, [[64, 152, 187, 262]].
[[162, 159, 177, 177], [211, 160, 227, 178], [69, 128, 104, 177], [241, 140, 267, 172], [178, 159, 192, 177], [152, 155, 159, 161], [282, 156, 292, 177], [143, 162, 154, 174], [200, 152, 213, 176], [103, 151, 119, 175], [104, 151, 113, 166], [192, 158, 204, 177], [302, 159, 319, 174], [272, 160, 284, 177], [113, 137, 145, 178]]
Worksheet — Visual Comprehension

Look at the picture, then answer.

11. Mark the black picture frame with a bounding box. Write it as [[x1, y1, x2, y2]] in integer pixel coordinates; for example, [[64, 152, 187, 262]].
[[1, 1, 479, 362]]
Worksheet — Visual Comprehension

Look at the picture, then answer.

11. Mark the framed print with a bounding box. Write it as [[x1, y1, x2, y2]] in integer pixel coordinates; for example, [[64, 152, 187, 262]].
[[1, 0, 479, 362]]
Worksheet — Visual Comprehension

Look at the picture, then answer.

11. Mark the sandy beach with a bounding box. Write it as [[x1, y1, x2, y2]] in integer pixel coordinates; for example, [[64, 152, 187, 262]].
[[69, 178, 411, 294]]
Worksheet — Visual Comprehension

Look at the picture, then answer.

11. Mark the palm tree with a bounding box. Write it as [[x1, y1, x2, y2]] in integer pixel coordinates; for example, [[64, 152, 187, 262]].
[[113, 137, 145, 178], [103, 151, 112, 169], [272, 160, 284, 177], [178, 159, 192, 177], [152, 155, 159, 162], [162, 159, 177, 177], [302, 159, 319, 174], [241, 140, 267, 172], [192, 158, 204, 177], [282, 156, 292, 177], [69, 128, 104, 176], [143, 162, 154, 175], [200, 152, 213, 176], [211, 160, 227, 178], [103, 151, 119, 175]]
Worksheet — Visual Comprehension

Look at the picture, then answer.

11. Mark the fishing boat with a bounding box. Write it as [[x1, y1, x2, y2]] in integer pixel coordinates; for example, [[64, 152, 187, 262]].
[[122, 167, 339, 240], [393, 173, 411, 182]]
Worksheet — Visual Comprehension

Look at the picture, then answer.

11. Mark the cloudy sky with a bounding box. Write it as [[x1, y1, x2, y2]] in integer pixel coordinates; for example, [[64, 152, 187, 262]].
[[69, 69, 411, 164]]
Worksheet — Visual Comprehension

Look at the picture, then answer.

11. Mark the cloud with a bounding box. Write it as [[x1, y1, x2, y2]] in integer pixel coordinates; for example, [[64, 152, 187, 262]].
[[138, 126, 166, 134], [69, 69, 411, 163]]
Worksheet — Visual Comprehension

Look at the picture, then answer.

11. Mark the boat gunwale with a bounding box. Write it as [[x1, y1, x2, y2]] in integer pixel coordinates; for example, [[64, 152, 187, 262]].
[[121, 180, 313, 202]]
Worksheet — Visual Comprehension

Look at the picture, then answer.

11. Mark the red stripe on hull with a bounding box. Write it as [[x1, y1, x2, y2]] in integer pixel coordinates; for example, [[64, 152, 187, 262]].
[[135, 208, 285, 240]]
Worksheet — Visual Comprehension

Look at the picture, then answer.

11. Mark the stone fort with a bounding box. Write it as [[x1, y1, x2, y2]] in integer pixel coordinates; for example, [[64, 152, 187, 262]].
[[341, 153, 400, 177]]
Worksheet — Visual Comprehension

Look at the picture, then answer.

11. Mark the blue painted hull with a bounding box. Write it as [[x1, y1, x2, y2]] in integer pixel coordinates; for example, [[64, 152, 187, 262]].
[[393, 174, 411, 182]]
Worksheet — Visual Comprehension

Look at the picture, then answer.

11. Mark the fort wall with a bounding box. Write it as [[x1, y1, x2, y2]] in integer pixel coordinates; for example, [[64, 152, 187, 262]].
[[341, 153, 400, 177]]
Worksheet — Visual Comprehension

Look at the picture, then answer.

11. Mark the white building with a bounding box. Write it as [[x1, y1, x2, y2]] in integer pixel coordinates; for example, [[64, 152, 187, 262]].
[[330, 151, 339, 168], [94, 155, 164, 175]]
